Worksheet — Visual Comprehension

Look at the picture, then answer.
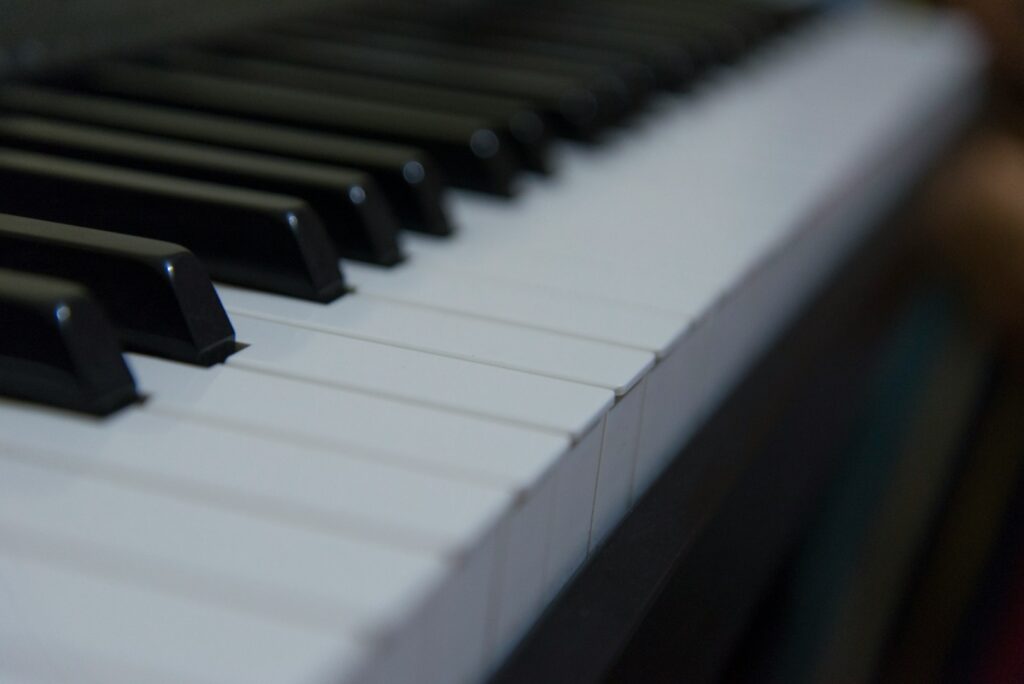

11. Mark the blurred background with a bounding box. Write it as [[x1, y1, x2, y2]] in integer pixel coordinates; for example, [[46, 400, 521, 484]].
[[636, 1, 1024, 681], [714, 1, 1024, 681]]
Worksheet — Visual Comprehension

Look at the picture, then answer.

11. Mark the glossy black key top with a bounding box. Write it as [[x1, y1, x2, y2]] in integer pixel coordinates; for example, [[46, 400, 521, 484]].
[[478, 14, 699, 85], [68, 62, 522, 196], [0, 213, 236, 366], [338, 2, 696, 89], [0, 268, 138, 416], [154, 48, 552, 172], [0, 116, 403, 265], [587, 0, 781, 51], [0, 85, 452, 235], [315, 11, 658, 109], [0, 149, 344, 302], [269, 21, 636, 132], [212, 32, 617, 140], [504, 2, 752, 68]]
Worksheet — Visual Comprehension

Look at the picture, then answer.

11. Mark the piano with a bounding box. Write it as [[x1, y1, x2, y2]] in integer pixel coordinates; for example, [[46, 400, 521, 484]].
[[0, 1, 985, 682]]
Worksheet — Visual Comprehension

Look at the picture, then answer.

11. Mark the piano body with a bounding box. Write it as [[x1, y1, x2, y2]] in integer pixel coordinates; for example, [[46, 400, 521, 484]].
[[0, 1, 986, 682]]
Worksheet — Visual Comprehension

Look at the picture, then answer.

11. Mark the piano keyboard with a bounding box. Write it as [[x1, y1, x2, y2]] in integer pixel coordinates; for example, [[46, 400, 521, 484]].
[[0, 2, 983, 682]]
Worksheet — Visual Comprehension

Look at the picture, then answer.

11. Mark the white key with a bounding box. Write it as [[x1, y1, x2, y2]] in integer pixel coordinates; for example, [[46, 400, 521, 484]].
[[345, 261, 685, 357], [127, 354, 596, 672], [130, 354, 566, 488], [224, 300, 641, 596], [401, 10, 975, 316], [404, 5, 985, 502], [219, 288, 654, 396], [0, 543, 368, 684], [0, 403, 507, 684], [0, 451, 444, 636], [228, 313, 614, 438], [220, 293, 645, 589], [220, 288, 651, 573], [590, 377, 646, 547], [227, 311, 626, 614], [0, 400, 506, 555]]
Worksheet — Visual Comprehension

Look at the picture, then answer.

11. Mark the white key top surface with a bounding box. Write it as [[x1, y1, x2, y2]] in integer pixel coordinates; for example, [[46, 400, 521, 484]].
[[125, 354, 595, 680], [345, 261, 686, 357], [0, 450, 444, 636], [0, 544, 367, 684], [229, 313, 613, 438], [219, 288, 654, 396], [401, 9, 980, 323], [129, 354, 568, 488], [0, 400, 508, 554]]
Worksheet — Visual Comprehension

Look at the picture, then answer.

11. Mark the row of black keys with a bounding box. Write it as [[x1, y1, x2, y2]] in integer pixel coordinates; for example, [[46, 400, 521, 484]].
[[0, 0, 806, 416]]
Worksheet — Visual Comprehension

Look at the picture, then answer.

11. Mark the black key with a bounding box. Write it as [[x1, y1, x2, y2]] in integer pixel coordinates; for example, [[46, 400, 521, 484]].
[[476, 18, 699, 89], [499, 2, 754, 67], [0, 85, 452, 236], [466, 36, 656, 110], [340, 2, 697, 89], [319, 11, 658, 107], [0, 149, 344, 302], [153, 48, 552, 172], [0, 268, 138, 416], [270, 20, 639, 130], [66, 61, 523, 196], [596, 0, 789, 48], [0, 116, 404, 266], [0, 213, 236, 366], [212, 32, 617, 140]]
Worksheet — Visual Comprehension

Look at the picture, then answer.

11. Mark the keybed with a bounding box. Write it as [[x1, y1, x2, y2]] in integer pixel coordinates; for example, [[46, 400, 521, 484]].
[[0, 2, 984, 683]]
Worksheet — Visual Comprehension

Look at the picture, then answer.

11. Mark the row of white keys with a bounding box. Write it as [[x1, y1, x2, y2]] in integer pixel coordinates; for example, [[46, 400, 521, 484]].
[[395, 22, 899, 313], [406, 7, 980, 302], [0, 259, 658, 683], [0, 401, 517, 684], [219, 286, 653, 396], [218, 286, 655, 550], [341, 258, 680, 536], [155, 14, 987, 679], [0, 8, 983, 684], [0, 542, 366, 684], [334, 263, 673, 543], [0, 444, 443, 648], [343, 261, 687, 357], [353, 4, 984, 495], [218, 315, 627, 641], [132, 348, 599, 679], [227, 313, 628, 586], [0, 293, 637, 684], [227, 312, 613, 437], [0, 398, 515, 683], [169, 23, 882, 682]]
